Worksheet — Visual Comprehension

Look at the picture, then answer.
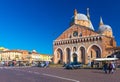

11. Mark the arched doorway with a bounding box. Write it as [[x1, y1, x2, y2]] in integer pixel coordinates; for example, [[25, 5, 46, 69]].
[[57, 48, 63, 64], [88, 45, 101, 58], [80, 47, 85, 64], [73, 53, 77, 62], [66, 48, 71, 63]]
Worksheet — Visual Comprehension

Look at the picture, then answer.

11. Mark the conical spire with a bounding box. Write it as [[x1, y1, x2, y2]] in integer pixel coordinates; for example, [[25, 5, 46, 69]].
[[87, 8, 94, 30], [74, 9, 77, 16], [99, 17, 104, 26], [87, 8, 90, 19], [89, 20, 94, 30]]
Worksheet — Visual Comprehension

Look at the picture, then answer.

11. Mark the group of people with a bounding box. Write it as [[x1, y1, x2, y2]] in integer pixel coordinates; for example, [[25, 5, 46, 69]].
[[103, 61, 116, 74], [1, 60, 16, 66], [38, 61, 49, 68]]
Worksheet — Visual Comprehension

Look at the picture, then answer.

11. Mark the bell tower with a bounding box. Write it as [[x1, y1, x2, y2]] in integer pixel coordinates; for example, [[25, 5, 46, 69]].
[[74, 9, 78, 24]]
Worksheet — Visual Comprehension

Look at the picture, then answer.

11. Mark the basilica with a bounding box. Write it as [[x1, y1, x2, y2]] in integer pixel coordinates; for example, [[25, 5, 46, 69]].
[[53, 8, 116, 64]]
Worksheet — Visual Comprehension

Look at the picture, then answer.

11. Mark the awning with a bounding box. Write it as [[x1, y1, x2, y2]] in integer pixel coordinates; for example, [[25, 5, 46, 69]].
[[94, 58, 118, 61]]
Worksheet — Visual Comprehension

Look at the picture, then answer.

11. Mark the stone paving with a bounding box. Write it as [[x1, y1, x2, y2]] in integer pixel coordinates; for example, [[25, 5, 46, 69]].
[[0, 67, 120, 82]]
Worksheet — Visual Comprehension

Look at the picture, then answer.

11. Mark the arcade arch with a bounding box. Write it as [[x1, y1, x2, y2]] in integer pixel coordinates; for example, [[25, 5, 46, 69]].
[[72, 53, 77, 62], [56, 48, 63, 64], [66, 48, 71, 63], [80, 47, 86, 64], [87, 45, 101, 59]]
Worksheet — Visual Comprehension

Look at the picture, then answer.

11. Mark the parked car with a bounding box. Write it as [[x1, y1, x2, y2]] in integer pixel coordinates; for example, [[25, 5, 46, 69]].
[[65, 62, 83, 69], [37, 62, 46, 68]]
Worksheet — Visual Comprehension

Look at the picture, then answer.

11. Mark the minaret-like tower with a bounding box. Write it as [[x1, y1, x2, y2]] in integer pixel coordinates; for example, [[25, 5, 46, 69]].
[[74, 9, 78, 24], [98, 17, 113, 37], [99, 17, 104, 26], [87, 8, 94, 30], [74, 9, 77, 16], [87, 8, 90, 19]]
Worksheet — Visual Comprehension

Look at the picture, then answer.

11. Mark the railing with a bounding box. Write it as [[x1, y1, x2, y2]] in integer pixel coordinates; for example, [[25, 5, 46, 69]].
[[54, 35, 102, 46]]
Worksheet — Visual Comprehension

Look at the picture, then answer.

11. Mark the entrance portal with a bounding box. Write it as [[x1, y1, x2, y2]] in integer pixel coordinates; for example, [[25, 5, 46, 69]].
[[57, 48, 63, 64], [66, 48, 71, 63], [80, 47, 85, 64], [73, 53, 77, 62]]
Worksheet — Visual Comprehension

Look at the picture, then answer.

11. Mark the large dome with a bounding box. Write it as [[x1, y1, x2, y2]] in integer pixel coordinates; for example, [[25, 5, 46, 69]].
[[75, 13, 89, 21], [70, 9, 94, 30], [99, 25, 112, 32]]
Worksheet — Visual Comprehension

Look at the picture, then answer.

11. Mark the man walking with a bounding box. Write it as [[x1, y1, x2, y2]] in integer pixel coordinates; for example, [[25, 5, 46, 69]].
[[103, 62, 108, 74]]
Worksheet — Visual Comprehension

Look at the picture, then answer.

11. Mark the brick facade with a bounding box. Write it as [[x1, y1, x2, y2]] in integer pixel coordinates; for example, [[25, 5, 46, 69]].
[[53, 9, 116, 64]]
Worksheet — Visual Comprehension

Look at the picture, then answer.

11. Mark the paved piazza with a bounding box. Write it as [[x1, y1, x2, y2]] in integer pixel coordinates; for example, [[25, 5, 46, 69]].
[[0, 67, 120, 82]]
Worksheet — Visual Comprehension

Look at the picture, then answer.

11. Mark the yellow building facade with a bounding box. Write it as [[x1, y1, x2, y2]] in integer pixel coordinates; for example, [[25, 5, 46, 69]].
[[0, 49, 52, 63], [40, 54, 52, 62], [0, 50, 22, 61]]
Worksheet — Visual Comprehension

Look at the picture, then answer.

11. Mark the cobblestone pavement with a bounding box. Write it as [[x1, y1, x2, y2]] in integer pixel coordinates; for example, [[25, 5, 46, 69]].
[[0, 67, 120, 82]]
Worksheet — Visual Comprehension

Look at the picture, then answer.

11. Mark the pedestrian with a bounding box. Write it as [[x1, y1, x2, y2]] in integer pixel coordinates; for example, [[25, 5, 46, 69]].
[[111, 61, 116, 73], [91, 61, 94, 68], [1, 61, 5, 66], [103, 62, 108, 74], [45, 61, 49, 68], [108, 62, 113, 74]]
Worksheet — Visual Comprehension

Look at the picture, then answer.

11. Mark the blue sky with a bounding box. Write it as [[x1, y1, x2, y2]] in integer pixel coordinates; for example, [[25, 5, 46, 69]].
[[0, 0, 120, 55]]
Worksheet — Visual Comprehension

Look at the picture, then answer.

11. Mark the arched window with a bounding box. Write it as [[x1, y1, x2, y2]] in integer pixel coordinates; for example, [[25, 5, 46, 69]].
[[69, 35, 72, 38], [66, 48, 71, 63], [57, 49, 63, 64], [96, 50, 100, 58], [79, 32, 82, 37], [73, 47, 77, 52], [80, 47, 85, 64]]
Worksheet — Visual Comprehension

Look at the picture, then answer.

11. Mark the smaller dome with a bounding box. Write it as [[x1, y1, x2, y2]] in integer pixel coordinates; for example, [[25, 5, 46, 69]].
[[99, 25, 112, 32], [76, 13, 88, 21], [32, 50, 37, 52]]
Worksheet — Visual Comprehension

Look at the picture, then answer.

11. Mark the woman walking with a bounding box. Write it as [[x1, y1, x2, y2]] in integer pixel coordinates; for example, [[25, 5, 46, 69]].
[[108, 62, 113, 74]]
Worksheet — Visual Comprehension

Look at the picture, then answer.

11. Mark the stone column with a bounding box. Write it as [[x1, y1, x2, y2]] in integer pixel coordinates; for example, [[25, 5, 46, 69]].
[[71, 52, 73, 62]]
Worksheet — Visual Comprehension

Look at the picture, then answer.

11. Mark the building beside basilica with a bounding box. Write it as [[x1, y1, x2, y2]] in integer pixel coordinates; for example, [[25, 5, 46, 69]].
[[53, 8, 116, 64], [0, 49, 52, 63]]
